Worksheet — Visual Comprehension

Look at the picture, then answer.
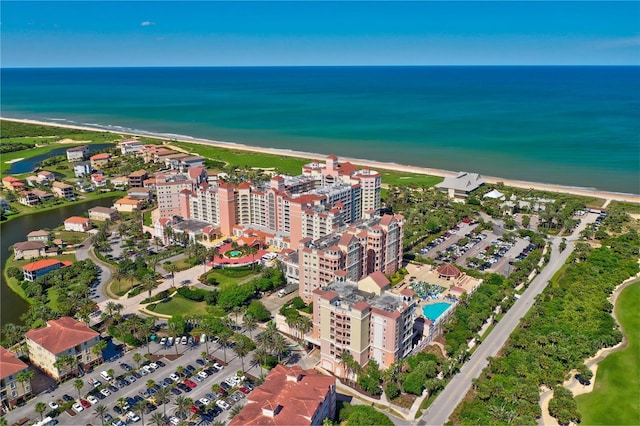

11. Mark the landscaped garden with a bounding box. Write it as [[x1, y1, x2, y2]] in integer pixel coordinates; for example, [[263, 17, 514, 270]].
[[148, 293, 210, 316]]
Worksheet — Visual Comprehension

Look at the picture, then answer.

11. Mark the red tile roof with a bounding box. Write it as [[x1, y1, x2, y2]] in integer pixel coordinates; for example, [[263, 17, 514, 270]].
[[22, 258, 64, 272], [25, 317, 99, 355], [65, 216, 90, 224], [229, 365, 335, 426], [437, 264, 462, 278], [90, 153, 110, 160], [0, 346, 28, 379], [367, 270, 390, 289]]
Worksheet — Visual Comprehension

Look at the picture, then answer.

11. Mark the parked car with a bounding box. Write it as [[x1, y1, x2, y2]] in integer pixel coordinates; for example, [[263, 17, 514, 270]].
[[80, 399, 91, 409], [120, 363, 133, 372], [87, 395, 99, 405], [48, 401, 59, 410], [126, 411, 141, 422], [72, 403, 84, 413], [216, 400, 230, 410], [184, 379, 197, 388]]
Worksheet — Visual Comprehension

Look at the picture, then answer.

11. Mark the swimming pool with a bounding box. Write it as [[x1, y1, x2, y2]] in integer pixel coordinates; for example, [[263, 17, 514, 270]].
[[229, 250, 243, 257], [422, 302, 452, 322]]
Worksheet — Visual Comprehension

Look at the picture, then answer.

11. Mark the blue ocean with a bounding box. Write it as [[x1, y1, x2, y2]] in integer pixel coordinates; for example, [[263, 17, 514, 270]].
[[1, 66, 638, 194]]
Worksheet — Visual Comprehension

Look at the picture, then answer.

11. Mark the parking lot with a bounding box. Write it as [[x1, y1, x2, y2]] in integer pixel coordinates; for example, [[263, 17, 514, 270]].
[[419, 220, 538, 276], [4, 336, 263, 426]]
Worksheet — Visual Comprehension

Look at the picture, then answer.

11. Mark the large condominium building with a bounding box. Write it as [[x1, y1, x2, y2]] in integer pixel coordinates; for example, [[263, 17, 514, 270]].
[[25, 317, 101, 380], [0, 346, 32, 411], [282, 213, 405, 303], [311, 272, 416, 377], [155, 171, 202, 217], [229, 365, 336, 426], [171, 156, 381, 247]]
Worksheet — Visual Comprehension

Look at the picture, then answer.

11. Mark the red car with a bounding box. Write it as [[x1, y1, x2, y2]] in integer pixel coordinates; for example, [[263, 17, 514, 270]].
[[184, 379, 197, 388], [239, 386, 250, 394], [80, 399, 91, 409], [190, 405, 199, 413]]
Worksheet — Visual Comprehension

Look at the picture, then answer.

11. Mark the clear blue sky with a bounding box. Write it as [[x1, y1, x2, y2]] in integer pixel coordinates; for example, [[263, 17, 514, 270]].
[[2, 1, 639, 67]]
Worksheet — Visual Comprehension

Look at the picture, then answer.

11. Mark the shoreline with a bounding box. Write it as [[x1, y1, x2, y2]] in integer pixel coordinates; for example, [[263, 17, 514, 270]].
[[2, 117, 639, 203]]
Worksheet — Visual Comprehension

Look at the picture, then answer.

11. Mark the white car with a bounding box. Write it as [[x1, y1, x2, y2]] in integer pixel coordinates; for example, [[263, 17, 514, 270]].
[[167, 336, 174, 346], [126, 411, 141, 422], [72, 403, 84, 413], [159, 337, 167, 345], [199, 397, 211, 405], [48, 401, 59, 410], [139, 368, 148, 376], [100, 388, 111, 397], [216, 400, 230, 410], [87, 395, 99, 405], [180, 336, 188, 345], [169, 417, 180, 426], [212, 363, 223, 371], [224, 378, 237, 387], [149, 362, 159, 370], [170, 373, 180, 381], [197, 371, 208, 379], [142, 365, 153, 374]]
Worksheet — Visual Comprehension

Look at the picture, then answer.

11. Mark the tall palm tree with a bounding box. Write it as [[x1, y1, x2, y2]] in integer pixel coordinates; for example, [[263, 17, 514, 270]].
[[141, 274, 158, 299], [35, 402, 47, 420], [168, 322, 181, 356], [217, 329, 233, 364], [173, 395, 190, 419], [133, 352, 143, 369], [271, 334, 287, 364], [155, 387, 170, 418], [94, 404, 108, 426], [73, 378, 84, 401], [133, 399, 146, 426], [117, 397, 128, 414], [232, 334, 254, 373], [297, 317, 313, 343], [15, 370, 34, 396], [147, 255, 159, 275], [92, 340, 107, 362], [150, 412, 167, 426], [243, 314, 257, 340], [164, 263, 178, 288], [201, 320, 215, 356], [112, 268, 125, 295], [146, 379, 156, 389], [138, 318, 155, 354], [340, 350, 354, 383], [252, 347, 268, 374]]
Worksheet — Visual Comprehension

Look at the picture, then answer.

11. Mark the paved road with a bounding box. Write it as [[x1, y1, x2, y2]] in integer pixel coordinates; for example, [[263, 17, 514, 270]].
[[76, 237, 112, 305], [419, 214, 597, 426]]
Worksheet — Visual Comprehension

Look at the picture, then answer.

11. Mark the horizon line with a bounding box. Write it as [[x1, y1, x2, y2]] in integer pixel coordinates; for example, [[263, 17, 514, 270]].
[[3, 64, 639, 70]]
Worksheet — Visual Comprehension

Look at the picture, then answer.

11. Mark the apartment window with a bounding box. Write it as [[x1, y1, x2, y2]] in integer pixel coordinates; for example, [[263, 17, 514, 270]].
[[11, 390, 17, 397]]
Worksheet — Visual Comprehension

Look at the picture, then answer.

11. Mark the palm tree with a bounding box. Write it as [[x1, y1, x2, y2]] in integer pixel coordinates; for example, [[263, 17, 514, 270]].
[[201, 320, 215, 356], [339, 350, 354, 383], [208, 246, 220, 268], [231, 306, 244, 326], [168, 322, 181, 356], [217, 329, 233, 363], [243, 314, 257, 340], [249, 246, 259, 269], [94, 404, 108, 426], [73, 378, 84, 400], [147, 255, 159, 275], [232, 335, 254, 373], [2, 323, 25, 348], [173, 395, 190, 419], [252, 347, 269, 374], [54, 353, 75, 379], [92, 339, 107, 362], [155, 387, 170, 418], [138, 318, 155, 355], [271, 334, 287, 364], [35, 402, 47, 420], [150, 411, 167, 426], [141, 274, 158, 299], [112, 268, 125, 295], [176, 365, 185, 379], [297, 317, 312, 343], [117, 397, 128, 414], [15, 370, 34, 396], [133, 352, 144, 369], [164, 262, 178, 287], [229, 404, 244, 419], [133, 399, 147, 426]]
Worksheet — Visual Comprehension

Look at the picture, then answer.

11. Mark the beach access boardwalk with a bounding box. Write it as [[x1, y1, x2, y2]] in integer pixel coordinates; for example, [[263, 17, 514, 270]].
[[417, 212, 599, 426]]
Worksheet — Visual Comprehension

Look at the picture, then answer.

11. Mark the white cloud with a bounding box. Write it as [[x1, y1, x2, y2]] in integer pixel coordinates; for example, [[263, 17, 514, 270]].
[[140, 21, 155, 27]]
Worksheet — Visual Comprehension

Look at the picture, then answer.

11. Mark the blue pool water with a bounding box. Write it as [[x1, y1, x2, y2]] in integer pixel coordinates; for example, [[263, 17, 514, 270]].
[[229, 250, 242, 257], [422, 302, 452, 322]]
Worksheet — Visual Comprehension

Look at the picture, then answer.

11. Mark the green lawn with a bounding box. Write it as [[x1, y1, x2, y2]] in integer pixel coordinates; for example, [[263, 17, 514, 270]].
[[150, 294, 209, 316], [54, 230, 89, 244], [3, 253, 77, 304], [108, 278, 140, 297], [576, 281, 640, 425], [206, 267, 258, 287]]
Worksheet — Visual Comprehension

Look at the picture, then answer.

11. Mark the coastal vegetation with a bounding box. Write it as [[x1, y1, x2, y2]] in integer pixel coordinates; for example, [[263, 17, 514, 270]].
[[575, 281, 640, 425], [453, 227, 639, 425]]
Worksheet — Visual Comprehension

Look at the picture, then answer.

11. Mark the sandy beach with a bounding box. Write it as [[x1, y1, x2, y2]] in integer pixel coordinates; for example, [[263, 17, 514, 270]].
[[3, 117, 639, 203]]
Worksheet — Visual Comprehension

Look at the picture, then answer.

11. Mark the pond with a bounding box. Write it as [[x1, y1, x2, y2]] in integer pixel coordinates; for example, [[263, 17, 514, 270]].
[[8, 143, 114, 174]]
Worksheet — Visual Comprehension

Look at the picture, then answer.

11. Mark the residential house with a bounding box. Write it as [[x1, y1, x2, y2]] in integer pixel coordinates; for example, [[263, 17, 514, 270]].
[[25, 317, 101, 380], [91, 174, 107, 188], [37, 170, 55, 183], [127, 187, 153, 202], [13, 241, 47, 260], [229, 365, 336, 426], [51, 182, 74, 199], [110, 176, 129, 189], [27, 230, 52, 243], [0, 346, 32, 410], [128, 170, 148, 188], [31, 189, 54, 202], [113, 197, 142, 213], [25, 175, 50, 187], [73, 162, 93, 178], [66, 145, 89, 162], [76, 181, 94, 193], [88, 206, 118, 222], [119, 139, 144, 155], [2, 177, 24, 192], [89, 153, 111, 169], [17, 191, 40, 207], [22, 259, 71, 282], [64, 216, 92, 232]]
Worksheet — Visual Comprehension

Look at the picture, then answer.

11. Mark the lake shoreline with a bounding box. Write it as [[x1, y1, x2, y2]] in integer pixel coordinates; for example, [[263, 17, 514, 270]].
[[2, 117, 639, 203]]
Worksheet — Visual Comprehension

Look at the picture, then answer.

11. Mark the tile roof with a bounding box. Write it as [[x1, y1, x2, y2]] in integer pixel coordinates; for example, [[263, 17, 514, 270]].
[[25, 317, 99, 355], [22, 258, 64, 272], [27, 230, 51, 237], [14, 241, 46, 251], [0, 346, 28, 379], [90, 153, 110, 160], [230, 365, 335, 426], [65, 216, 90, 224], [436, 263, 462, 278]]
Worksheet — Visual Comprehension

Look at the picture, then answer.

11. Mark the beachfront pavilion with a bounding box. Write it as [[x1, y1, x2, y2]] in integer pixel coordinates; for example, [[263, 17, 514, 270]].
[[436, 264, 462, 280]]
